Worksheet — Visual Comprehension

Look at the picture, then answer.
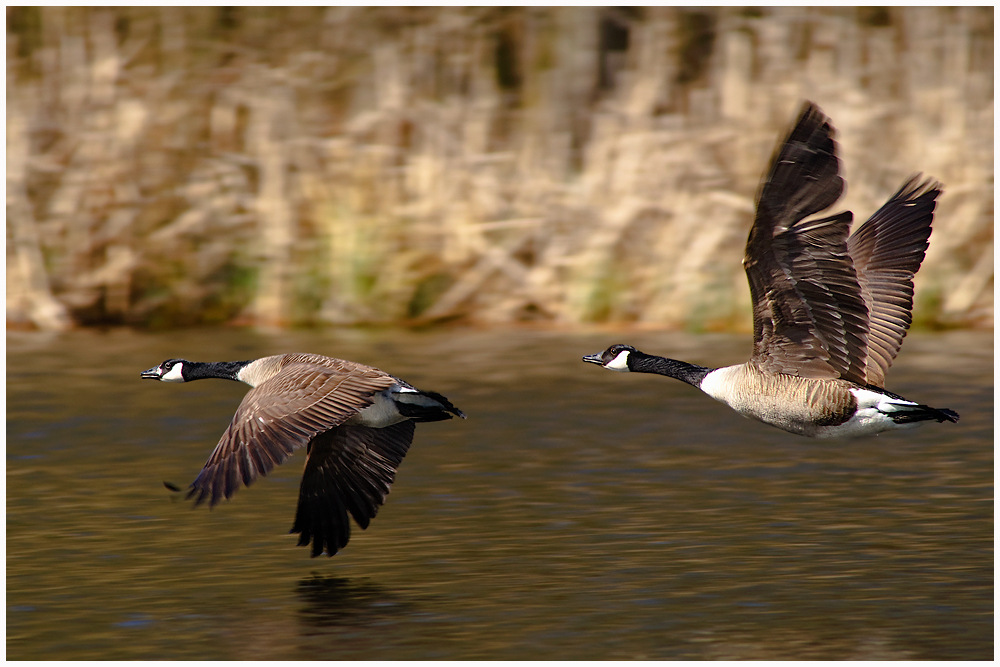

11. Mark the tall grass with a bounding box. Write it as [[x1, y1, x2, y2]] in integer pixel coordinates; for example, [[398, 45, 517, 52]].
[[6, 7, 993, 331]]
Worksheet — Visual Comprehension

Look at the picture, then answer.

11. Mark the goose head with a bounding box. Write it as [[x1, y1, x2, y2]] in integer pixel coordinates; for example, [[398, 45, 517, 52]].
[[141, 359, 189, 382], [582, 344, 636, 372]]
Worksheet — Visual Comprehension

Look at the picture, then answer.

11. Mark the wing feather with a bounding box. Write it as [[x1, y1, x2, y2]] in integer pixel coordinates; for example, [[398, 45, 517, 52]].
[[745, 102, 870, 384], [187, 361, 397, 507], [291, 422, 416, 557], [848, 177, 940, 386]]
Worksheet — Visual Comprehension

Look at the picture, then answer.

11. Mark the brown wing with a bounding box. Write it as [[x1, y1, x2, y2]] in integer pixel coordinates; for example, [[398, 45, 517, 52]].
[[291, 421, 416, 557], [848, 177, 940, 387], [187, 362, 397, 507], [745, 101, 869, 384]]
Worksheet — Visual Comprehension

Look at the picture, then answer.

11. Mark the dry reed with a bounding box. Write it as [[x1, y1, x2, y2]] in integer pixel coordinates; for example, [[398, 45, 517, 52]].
[[5, 7, 993, 331]]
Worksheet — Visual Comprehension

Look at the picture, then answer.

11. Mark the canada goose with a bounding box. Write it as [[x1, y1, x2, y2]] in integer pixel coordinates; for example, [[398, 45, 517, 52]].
[[583, 102, 959, 438], [141, 353, 465, 556]]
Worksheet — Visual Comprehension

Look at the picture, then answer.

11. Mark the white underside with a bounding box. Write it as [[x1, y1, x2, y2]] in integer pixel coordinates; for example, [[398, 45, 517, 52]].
[[813, 388, 921, 438], [346, 386, 440, 428]]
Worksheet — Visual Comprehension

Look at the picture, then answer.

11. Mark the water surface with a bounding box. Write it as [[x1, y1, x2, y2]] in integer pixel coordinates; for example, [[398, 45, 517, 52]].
[[6, 327, 993, 659]]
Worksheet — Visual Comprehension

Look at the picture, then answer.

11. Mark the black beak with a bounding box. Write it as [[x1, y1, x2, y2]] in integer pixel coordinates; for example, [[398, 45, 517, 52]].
[[582, 353, 604, 366], [141, 366, 162, 379]]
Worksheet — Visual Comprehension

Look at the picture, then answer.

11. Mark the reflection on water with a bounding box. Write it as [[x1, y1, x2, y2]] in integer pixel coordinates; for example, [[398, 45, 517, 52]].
[[296, 575, 413, 627], [6, 327, 993, 659]]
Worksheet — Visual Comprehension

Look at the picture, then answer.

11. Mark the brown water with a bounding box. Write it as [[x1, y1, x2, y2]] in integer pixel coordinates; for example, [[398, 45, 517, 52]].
[[6, 327, 993, 659]]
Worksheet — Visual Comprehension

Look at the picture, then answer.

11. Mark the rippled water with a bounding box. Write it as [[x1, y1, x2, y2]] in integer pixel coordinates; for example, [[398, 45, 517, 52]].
[[6, 327, 993, 659]]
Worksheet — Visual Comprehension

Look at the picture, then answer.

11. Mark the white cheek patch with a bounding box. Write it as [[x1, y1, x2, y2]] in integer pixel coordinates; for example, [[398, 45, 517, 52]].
[[161, 364, 186, 382], [604, 350, 631, 372]]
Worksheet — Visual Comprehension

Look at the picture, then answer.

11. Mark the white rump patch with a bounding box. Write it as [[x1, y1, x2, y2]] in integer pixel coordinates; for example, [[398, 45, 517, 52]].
[[849, 388, 919, 413], [814, 388, 922, 437], [161, 363, 186, 382], [605, 350, 631, 372]]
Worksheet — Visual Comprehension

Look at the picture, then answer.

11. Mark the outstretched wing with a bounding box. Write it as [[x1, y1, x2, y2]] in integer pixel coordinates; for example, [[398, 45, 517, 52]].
[[745, 101, 869, 384], [187, 363, 396, 506], [848, 177, 940, 387], [291, 421, 417, 557]]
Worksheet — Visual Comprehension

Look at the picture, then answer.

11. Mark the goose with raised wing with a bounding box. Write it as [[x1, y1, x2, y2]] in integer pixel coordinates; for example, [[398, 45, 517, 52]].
[[583, 102, 958, 437], [142, 353, 465, 556]]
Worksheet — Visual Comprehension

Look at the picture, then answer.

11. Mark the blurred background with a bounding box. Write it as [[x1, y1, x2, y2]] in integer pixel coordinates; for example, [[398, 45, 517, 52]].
[[6, 6, 994, 332]]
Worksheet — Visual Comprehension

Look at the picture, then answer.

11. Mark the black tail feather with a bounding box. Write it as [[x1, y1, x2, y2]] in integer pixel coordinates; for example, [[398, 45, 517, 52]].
[[889, 405, 960, 425], [934, 408, 960, 423], [395, 390, 467, 422]]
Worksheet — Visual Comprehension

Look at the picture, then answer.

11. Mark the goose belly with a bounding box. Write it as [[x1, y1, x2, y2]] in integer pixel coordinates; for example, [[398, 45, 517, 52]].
[[699, 365, 859, 438]]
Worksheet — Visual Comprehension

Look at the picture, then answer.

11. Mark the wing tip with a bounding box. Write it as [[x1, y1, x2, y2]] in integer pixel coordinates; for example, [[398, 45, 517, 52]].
[[754, 100, 843, 226]]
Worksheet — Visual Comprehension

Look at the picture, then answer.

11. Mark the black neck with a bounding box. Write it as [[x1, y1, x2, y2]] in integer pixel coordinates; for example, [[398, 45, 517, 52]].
[[184, 360, 250, 382], [629, 352, 711, 387]]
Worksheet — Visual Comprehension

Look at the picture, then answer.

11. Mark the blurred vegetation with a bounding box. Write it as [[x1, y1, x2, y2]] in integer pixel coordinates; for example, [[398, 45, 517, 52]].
[[6, 7, 993, 331]]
